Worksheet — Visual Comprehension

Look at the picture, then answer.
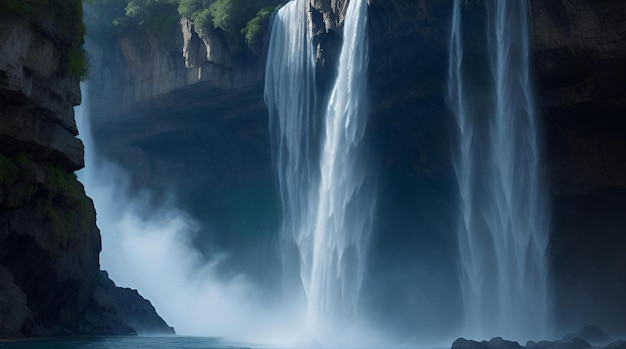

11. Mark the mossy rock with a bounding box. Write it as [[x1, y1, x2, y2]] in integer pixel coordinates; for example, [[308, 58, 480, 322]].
[[0, 152, 38, 209], [0, 151, 98, 254]]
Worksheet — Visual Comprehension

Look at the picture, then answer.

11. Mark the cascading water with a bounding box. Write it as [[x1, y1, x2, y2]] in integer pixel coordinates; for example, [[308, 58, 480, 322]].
[[264, 0, 319, 305], [265, 0, 373, 341], [448, 0, 549, 340], [309, 0, 372, 337]]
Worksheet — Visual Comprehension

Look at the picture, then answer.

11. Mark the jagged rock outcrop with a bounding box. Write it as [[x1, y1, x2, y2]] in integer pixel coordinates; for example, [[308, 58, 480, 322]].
[[0, 15, 83, 171], [88, 16, 264, 127], [0, 9, 172, 338], [451, 337, 594, 349], [81, 271, 175, 335], [452, 334, 625, 349]]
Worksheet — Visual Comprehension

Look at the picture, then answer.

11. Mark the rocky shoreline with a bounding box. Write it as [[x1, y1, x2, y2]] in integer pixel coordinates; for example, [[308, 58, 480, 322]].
[[453, 327, 625, 349]]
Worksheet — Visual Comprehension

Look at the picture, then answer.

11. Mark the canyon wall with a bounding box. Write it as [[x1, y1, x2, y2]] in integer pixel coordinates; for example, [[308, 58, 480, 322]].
[[86, 0, 626, 336], [0, 6, 173, 337]]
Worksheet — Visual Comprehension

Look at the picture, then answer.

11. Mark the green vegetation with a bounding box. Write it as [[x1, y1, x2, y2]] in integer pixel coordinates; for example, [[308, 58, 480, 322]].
[[0, 151, 96, 251], [84, 0, 287, 46], [68, 47, 90, 81], [45, 165, 96, 248], [1, 0, 89, 80], [0, 153, 21, 200], [241, 6, 276, 44], [0, 0, 38, 20], [0, 153, 38, 208]]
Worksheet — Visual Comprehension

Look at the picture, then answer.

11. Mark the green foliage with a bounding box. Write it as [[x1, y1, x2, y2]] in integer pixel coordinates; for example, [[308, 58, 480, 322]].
[[207, 0, 243, 32], [84, 0, 287, 47], [124, 0, 179, 26], [55, 0, 90, 80], [84, 0, 129, 37], [0, 152, 37, 209], [189, 8, 212, 34], [177, 0, 209, 18], [0, 154, 20, 187], [1, 150, 96, 250], [45, 165, 96, 249], [0, 0, 37, 20], [67, 47, 90, 80], [2, 0, 89, 80], [241, 6, 274, 44]]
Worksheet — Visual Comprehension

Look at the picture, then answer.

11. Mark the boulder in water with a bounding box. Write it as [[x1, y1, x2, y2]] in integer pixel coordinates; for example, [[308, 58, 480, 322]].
[[563, 326, 612, 346]]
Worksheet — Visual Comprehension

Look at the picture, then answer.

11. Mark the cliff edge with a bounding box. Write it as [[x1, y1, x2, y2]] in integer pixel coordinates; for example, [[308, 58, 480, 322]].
[[0, 2, 173, 338]]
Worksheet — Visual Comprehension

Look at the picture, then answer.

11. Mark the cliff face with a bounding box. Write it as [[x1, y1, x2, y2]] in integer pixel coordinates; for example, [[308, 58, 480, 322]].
[[87, 17, 279, 286], [530, 0, 626, 333], [87, 0, 626, 337], [0, 8, 172, 337]]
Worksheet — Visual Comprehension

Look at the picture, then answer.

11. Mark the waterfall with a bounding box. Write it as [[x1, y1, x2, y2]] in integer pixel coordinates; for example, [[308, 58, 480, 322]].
[[265, 0, 319, 301], [266, 0, 373, 341], [448, 0, 549, 340], [309, 0, 372, 337]]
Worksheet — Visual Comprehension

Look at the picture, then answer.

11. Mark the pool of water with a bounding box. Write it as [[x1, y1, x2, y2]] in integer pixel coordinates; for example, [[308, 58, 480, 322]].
[[0, 336, 260, 349]]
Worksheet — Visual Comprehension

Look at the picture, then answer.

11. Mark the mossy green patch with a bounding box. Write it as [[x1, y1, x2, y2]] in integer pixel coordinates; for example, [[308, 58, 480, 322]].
[[1, 151, 97, 252], [0, 152, 38, 208], [0, 153, 20, 186], [1, 0, 89, 80], [44, 165, 96, 249], [0, 0, 38, 20], [241, 6, 275, 45], [86, 0, 286, 49]]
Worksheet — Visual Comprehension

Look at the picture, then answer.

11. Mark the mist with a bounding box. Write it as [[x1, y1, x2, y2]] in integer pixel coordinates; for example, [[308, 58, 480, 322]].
[[74, 86, 309, 344]]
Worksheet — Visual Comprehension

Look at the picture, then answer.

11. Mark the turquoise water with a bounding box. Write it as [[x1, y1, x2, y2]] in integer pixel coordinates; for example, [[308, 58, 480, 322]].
[[0, 336, 256, 349]]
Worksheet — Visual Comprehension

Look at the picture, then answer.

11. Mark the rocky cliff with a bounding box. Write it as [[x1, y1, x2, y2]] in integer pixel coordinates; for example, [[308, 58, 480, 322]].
[[531, 0, 626, 333], [0, 6, 173, 338], [86, 0, 626, 337], [86, 13, 279, 287]]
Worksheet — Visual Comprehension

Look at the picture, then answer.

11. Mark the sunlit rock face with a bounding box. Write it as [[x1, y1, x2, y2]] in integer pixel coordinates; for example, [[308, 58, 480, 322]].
[[87, 0, 626, 340]]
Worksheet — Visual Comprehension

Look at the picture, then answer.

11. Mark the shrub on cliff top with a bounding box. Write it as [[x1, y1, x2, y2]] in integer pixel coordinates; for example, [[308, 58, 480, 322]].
[[241, 6, 275, 44], [85, 0, 287, 53]]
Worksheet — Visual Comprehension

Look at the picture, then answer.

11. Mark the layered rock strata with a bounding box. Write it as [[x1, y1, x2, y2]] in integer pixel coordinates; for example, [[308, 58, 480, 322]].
[[0, 9, 173, 338]]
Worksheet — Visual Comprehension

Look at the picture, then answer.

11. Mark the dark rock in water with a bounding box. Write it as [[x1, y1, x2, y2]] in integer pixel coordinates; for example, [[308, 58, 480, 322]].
[[488, 337, 523, 349], [604, 340, 626, 349], [452, 337, 522, 349], [453, 337, 594, 349], [80, 271, 175, 335], [533, 338, 592, 349], [452, 338, 489, 349], [563, 326, 612, 346]]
